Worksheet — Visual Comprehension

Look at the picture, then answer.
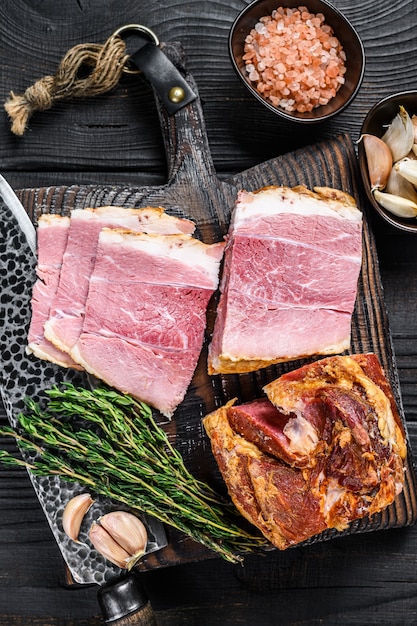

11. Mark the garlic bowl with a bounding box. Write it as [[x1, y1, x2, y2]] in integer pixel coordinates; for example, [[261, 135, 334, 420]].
[[358, 90, 417, 233], [229, 0, 365, 123]]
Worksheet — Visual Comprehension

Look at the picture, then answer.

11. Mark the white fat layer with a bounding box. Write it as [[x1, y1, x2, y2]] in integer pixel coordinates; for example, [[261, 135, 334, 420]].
[[38, 214, 70, 228], [219, 336, 351, 367], [99, 229, 224, 287], [71, 207, 137, 221], [283, 415, 319, 456], [69, 206, 195, 234], [232, 188, 362, 229]]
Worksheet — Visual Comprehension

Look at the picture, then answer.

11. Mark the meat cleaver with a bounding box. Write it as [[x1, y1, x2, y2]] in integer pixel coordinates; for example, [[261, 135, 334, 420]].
[[0, 173, 167, 625]]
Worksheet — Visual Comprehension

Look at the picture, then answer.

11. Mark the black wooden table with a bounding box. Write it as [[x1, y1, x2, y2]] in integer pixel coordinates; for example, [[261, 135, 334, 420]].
[[1, 1, 417, 624]]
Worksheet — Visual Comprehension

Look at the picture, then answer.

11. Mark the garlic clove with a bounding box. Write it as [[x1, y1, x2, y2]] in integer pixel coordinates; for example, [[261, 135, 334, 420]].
[[62, 493, 94, 542], [381, 105, 414, 162], [99, 511, 148, 570], [373, 189, 417, 218], [89, 522, 132, 570], [386, 165, 417, 203], [360, 133, 392, 191], [394, 157, 417, 186]]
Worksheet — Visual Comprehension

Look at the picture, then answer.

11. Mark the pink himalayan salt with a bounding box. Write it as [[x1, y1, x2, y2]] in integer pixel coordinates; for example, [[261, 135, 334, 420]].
[[243, 6, 346, 114]]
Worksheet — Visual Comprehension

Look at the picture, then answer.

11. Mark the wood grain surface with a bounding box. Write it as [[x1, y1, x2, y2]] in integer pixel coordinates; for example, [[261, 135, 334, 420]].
[[1, 0, 417, 624]]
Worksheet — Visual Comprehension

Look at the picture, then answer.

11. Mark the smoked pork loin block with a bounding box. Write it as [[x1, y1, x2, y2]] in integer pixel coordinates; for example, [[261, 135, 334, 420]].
[[203, 354, 407, 550], [43, 206, 195, 359], [27, 214, 81, 369], [208, 186, 363, 375], [70, 229, 225, 418]]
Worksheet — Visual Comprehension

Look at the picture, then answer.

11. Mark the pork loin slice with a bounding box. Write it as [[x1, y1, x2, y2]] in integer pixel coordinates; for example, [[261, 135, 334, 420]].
[[208, 186, 363, 375], [71, 229, 225, 417], [27, 214, 82, 369], [203, 354, 406, 549], [43, 206, 195, 357]]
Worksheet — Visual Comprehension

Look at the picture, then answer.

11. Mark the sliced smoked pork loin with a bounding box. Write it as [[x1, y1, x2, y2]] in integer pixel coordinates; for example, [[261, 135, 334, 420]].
[[28, 205, 224, 417], [208, 186, 363, 375], [43, 206, 195, 358], [203, 354, 406, 550], [70, 229, 225, 417]]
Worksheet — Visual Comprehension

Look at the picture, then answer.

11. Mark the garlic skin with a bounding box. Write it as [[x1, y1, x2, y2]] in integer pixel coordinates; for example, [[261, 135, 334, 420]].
[[412, 114, 417, 143], [386, 165, 417, 203], [394, 157, 417, 186], [89, 511, 148, 570], [361, 133, 392, 191], [62, 493, 94, 542], [373, 189, 417, 218], [381, 105, 414, 162]]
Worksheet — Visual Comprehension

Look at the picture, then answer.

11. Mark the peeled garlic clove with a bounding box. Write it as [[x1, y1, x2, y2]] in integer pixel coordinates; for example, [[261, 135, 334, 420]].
[[62, 493, 94, 542], [89, 522, 132, 570], [394, 157, 417, 186], [360, 133, 392, 191], [381, 105, 414, 162], [386, 165, 417, 203], [373, 189, 417, 218]]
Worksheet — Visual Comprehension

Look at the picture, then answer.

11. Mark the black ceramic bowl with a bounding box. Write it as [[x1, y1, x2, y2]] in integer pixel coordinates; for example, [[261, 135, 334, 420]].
[[358, 90, 417, 234], [229, 0, 365, 123]]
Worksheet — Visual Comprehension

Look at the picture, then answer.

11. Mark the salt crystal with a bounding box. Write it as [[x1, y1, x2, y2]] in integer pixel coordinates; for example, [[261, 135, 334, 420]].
[[243, 6, 346, 114]]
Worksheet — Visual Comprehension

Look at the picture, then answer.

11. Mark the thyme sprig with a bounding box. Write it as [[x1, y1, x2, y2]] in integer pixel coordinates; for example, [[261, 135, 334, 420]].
[[0, 384, 267, 563]]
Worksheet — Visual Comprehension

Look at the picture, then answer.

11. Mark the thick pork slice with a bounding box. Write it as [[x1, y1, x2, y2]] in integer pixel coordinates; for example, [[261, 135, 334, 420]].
[[208, 186, 363, 375], [43, 206, 195, 357], [70, 229, 225, 417], [27, 214, 81, 369], [203, 354, 406, 549]]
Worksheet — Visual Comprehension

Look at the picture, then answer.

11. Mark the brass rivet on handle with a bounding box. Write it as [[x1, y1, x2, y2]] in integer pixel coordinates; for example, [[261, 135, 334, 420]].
[[168, 86, 185, 103]]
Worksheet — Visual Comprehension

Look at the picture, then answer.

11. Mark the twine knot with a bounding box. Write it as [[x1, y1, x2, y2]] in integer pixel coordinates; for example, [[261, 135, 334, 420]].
[[4, 35, 129, 136]]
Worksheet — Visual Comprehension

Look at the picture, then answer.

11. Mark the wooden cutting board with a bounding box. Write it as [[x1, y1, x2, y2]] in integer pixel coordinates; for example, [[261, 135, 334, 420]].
[[14, 42, 417, 569]]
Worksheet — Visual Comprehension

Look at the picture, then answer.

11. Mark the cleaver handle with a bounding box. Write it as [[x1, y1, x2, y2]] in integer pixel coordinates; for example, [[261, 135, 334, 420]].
[[98, 571, 157, 625]]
